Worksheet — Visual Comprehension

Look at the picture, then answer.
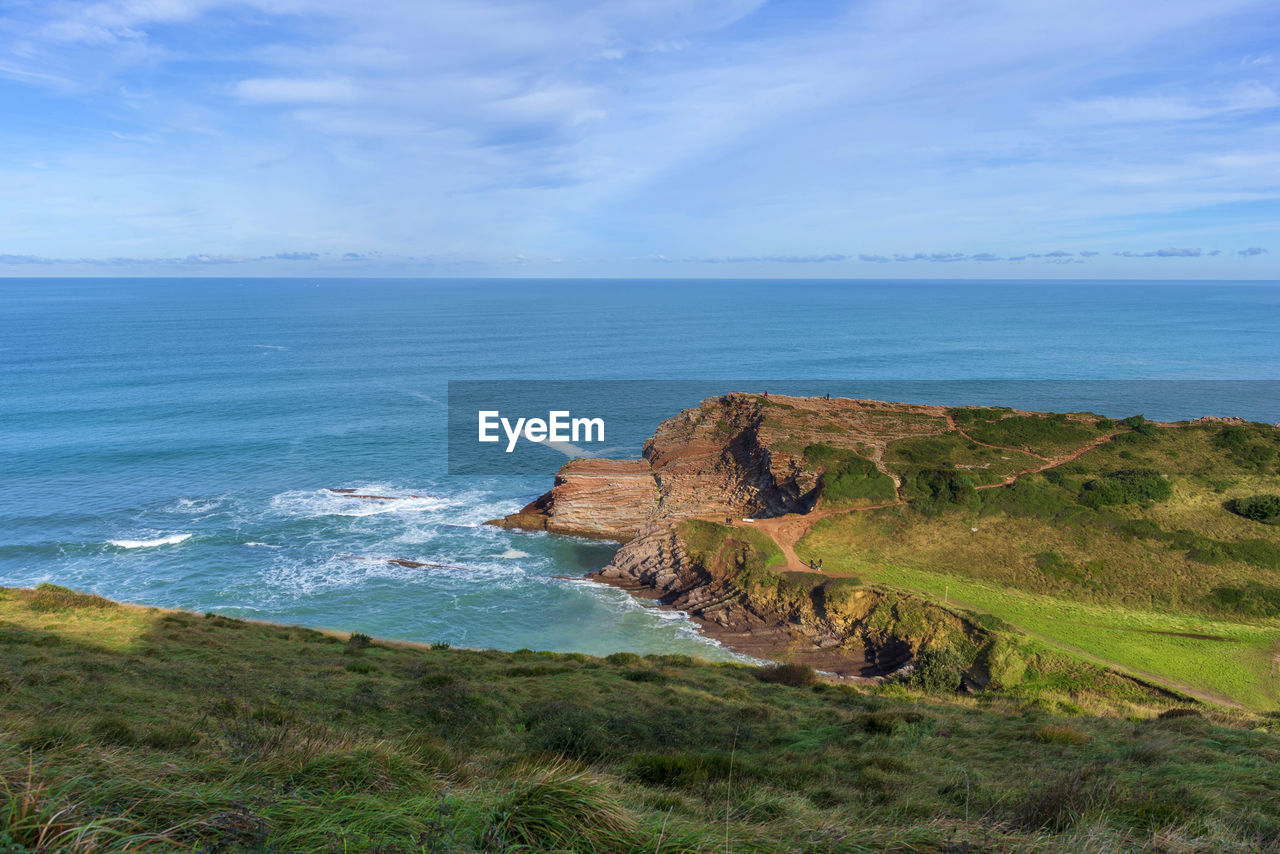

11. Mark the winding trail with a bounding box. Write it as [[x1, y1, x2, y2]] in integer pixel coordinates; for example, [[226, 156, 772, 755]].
[[738, 425, 1124, 572]]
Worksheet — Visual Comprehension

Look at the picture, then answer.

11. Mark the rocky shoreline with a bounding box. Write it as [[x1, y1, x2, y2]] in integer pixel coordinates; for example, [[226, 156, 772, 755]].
[[585, 520, 919, 679]]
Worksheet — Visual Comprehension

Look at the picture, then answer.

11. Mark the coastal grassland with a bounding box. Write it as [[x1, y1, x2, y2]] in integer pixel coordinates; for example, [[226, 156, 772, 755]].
[[796, 420, 1280, 709], [954, 412, 1102, 458], [679, 519, 784, 571], [884, 433, 1043, 489], [3, 586, 1280, 852]]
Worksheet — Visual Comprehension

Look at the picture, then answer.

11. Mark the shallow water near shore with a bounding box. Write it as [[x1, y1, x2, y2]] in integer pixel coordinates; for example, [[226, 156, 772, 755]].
[[1, 278, 1277, 656]]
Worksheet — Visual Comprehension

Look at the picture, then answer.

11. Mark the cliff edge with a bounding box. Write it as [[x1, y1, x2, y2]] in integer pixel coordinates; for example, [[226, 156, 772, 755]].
[[486, 392, 955, 540]]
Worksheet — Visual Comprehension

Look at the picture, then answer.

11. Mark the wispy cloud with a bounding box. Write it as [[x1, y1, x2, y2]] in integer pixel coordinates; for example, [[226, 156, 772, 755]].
[[1115, 248, 1203, 257], [691, 254, 850, 264], [0, 0, 1276, 276]]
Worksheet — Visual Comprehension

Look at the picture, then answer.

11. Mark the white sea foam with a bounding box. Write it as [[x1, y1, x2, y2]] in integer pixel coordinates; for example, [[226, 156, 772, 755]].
[[166, 497, 224, 514], [498, 549, 530, 559], [108, 533, 192, 549], [259, 551, 525, 597], [269, 487, 450, 519], [251, 344, 287, 350], [244, 542, 280, 548]]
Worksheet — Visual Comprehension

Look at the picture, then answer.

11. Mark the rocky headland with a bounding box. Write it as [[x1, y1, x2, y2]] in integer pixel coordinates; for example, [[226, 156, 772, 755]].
[[488, 392, 954, 541], [488, 393, 1112, 679]]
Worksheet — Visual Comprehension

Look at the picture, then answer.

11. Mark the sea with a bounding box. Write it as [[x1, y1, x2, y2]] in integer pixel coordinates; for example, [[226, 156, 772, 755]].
[[2, 278, 1277, 659]]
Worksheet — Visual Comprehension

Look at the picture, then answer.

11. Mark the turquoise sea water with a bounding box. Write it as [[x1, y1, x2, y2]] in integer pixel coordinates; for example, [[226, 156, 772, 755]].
[[1, 278, 1277, 657]]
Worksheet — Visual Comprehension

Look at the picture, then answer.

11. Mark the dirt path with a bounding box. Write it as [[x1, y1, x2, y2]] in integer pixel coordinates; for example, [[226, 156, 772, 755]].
[[734, 427, 1121, 572], [973, 431, 1121, 490], [950, 424, 1052, 463]]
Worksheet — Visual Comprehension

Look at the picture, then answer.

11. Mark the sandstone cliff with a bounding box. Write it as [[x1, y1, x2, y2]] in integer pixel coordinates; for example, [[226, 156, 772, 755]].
[[487, 392, 955, 541]]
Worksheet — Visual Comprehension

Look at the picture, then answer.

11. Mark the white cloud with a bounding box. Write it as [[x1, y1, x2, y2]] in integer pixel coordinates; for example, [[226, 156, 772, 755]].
[[0, 0, 1278, 274]]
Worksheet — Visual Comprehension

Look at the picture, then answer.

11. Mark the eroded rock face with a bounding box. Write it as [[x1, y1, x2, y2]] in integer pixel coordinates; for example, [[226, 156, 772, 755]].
[[487, 459, 659, 540], [488, 393, 946, 541], [590, 520, 975, 679]]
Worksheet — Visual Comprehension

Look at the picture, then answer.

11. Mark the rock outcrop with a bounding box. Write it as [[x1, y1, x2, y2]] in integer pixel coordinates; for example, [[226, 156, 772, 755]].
[[488, 459, 658, 540], [488, 393, 952, 541], [590, 519, 980, 679]]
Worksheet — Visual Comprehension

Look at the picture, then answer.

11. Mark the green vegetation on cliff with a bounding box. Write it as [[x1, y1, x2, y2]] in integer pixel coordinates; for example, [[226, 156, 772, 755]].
[[797, 418, 1280, 708], [803, 444, 898, 507], [2, 586, 1280, 853]]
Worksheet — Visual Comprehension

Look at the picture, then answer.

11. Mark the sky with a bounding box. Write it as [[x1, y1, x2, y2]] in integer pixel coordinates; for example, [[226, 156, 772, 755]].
[[0, 0, 1278, 278]]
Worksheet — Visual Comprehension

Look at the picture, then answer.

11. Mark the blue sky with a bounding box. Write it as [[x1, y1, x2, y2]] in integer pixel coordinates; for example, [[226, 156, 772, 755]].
[[0, 0, 1277, 278]]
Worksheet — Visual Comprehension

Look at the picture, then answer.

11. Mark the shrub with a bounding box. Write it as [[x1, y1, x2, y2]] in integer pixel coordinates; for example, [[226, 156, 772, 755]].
[[604, 651, 642, 666], [345, 632, 373, 655], [1226, 494, 1280, 525], [1189, 539, 1280, 570], [906, 468, 976, 516], [1215, 425, 1278, 469], [1010, 766, 1103, 831], [755, 662, 818, 687], [805, 444, 896, 506], [622, 669, 664, 683], [908, 646, 969, 693], [1078, 468, 1171, 507], [1121, 414, 1156, 436], [20, 723, 74, 752]]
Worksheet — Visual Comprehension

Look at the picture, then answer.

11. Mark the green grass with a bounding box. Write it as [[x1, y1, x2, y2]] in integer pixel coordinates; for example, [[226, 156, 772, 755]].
[[884, 433, 1043, 487], [679, 519, 784, 570], [793, 419, 1280, 709], [2, 587, 1280, 852], [961, 414, 1098, 457], [803, 444, 897, 506], [856, 563, 1280, 709]]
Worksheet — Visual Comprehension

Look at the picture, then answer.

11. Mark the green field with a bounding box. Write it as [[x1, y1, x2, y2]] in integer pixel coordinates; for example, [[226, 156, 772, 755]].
[[2, 585, 1280, 852], [796, 418, 1280, 709]]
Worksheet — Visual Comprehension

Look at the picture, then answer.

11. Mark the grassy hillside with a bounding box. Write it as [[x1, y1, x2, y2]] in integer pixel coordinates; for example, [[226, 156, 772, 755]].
[[3, 585, 1280, 853], [797, 418, 1280, 709]]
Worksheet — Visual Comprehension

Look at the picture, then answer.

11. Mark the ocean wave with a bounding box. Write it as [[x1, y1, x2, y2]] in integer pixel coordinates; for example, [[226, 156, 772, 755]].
[[269, 487, 450, 519], [108, 533, 192, 549], [244, 542, 281, 548], [257, 551, 528, 597], [498, 549, 530, 559]]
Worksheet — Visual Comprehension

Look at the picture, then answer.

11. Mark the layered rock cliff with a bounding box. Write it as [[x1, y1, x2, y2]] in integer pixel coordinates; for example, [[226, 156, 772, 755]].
[[590, 519, 981, 678], [487, 392, 952, 541]]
